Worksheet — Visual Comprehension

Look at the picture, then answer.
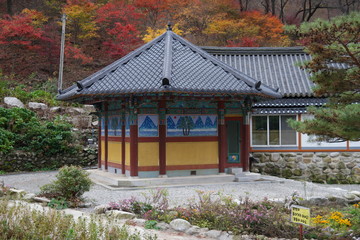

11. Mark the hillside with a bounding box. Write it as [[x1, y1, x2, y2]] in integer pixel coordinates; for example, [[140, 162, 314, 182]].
[[0, 0, 359, 89]]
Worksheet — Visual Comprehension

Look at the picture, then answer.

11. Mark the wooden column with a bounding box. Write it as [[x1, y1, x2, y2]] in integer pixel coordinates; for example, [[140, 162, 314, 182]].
[[242, 114, 250, 172], [218, 102, 226, 173], [129, 107, 138, 177], [121, 105, 126, 174], [104, 102, 109, 171], [97, 114, 102, 169], [159, 100, 166, 175]]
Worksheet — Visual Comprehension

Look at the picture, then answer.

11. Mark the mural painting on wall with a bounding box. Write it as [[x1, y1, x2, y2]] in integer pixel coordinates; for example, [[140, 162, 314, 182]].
[[138, 115, 159, 137], [108, 115, 122, 136], [166, 115, 217, 136]]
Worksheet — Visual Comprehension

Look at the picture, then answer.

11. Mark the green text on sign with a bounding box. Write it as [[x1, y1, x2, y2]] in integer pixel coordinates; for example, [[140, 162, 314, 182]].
[[291, 205, 310, 226]]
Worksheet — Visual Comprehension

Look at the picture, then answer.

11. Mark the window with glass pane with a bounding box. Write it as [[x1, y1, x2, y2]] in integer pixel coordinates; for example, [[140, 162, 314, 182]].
[[269, 116, 279, 145], [252, 116, 267, 145], [281, 116, 297, 145]]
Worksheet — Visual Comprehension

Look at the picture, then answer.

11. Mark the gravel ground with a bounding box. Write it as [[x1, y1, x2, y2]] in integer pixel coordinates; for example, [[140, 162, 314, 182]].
[[1, 171, 359, 210]]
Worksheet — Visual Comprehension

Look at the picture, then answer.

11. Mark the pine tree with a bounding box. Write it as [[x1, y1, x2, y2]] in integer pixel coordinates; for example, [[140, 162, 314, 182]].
[[287, 12, 360, 142]]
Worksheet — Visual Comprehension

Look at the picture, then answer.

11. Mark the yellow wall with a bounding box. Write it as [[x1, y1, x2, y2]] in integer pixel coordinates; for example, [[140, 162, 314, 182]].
[[125, 142, 130, 165], [101, 140, 105, 161], [138, 142, 159, 166], [108, 141, 121, 164], [166, 142, 218, 165]]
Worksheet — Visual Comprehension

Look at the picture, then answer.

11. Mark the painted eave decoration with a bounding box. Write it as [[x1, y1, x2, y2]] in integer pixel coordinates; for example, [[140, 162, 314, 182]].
[[57, 27, 281, 102]]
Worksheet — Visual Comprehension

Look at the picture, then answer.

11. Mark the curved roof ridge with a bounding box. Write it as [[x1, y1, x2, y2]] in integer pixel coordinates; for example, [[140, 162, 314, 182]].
[[202, 46, 305, 55], [59, 32, 168, 95]]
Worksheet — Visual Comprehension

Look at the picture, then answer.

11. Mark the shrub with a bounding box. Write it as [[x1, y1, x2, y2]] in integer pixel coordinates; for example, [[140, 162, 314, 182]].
[[0, 108, 77, 156], [40, 166, 92, 202]]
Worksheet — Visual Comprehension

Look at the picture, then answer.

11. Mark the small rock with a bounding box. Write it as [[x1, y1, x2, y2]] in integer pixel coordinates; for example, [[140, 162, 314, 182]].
[[92, 121, 98, 126], [50, 106, 61, 112], [4, 97, 24, 108], [78, 202, 92, 208], [170, 218, 191, 232], [156, 222, 170, 230], [23, 193, 36, 200], [206, 230, 222, 238], [33, 197, 51, 203], [9, 188, 26, 197], [105, 210, 136, 219], [28, 102, 48, 110], [185, 226, 201, 235], [131, 218, 147, 227]]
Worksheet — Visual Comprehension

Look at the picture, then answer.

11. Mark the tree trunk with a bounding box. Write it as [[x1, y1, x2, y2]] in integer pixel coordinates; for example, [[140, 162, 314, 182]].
[[7, 0, 13, 15]]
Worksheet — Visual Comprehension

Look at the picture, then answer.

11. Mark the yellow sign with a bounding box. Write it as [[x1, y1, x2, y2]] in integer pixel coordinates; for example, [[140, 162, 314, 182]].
[[291, 205, 311, 226]]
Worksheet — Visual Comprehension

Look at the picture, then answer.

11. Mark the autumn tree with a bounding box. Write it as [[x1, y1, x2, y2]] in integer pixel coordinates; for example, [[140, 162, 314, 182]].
[[134, 0, 169, 30], [205, 10, 290, 47], [96, 0, 143, 58], [287, 12, 360, 142]]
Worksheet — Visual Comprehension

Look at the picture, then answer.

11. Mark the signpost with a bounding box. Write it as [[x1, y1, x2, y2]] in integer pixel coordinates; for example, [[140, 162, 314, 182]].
[[291, 205, 311, 240]]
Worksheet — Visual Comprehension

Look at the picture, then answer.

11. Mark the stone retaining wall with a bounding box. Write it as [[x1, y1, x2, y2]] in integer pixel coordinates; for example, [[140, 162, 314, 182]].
[[251, 152, 360, 184], [0, 148, 98, 172]]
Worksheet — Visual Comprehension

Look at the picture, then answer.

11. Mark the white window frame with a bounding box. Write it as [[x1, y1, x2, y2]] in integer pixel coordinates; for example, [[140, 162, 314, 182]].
[[250, 114, 298, 147]]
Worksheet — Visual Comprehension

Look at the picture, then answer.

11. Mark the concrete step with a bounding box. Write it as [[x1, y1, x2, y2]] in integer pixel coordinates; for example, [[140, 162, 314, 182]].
[[88, 169, 236, 188]]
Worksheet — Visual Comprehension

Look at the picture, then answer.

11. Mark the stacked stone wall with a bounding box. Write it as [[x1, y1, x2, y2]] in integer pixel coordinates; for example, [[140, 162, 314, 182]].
[[251, 152, 360, 184], [0, 148, 98, 172]]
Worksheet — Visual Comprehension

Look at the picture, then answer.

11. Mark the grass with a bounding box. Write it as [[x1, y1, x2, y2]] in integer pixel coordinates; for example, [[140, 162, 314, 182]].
[[0, 199, 156, 240]]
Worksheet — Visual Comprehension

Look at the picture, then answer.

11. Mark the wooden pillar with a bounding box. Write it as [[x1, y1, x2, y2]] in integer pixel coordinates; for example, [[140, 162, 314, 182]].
[[218, 102, 226, 173], [129, 107, 138, 177], [104, 102, 109, 171], [159, 100, 166, 175], [121, 105, 126, 174], [97, 114, 102, 169], [242, 114, 250, 172]]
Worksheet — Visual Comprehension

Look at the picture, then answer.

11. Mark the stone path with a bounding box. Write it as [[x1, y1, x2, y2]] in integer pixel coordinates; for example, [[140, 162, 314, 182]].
[[1, 171, 358, 209]]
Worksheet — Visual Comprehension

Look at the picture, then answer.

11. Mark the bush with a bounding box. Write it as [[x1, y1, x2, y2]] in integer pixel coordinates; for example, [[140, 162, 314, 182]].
[[0, 108, 77, 156], [40, 166, 92, 202]]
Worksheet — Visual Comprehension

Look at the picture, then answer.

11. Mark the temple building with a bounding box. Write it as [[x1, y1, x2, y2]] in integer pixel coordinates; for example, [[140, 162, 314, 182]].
[[58, 26, 360, 180]]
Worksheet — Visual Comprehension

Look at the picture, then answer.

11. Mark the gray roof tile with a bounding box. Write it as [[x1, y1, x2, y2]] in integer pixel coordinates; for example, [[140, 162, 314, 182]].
[[203, 47, 314, 97], [57, 30, 281, 101]]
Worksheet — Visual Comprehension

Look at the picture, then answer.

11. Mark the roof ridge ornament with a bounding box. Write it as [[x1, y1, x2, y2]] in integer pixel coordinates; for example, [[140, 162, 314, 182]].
[[167, 22, 172, 31]]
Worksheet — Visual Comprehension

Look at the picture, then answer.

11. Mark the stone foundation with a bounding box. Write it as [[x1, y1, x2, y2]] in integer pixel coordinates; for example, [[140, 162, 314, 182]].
[[251, 152, 360, 184], [0, 148, 98, 172]]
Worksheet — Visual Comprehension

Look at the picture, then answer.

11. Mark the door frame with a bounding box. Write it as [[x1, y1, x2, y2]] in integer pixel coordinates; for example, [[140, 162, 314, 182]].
[[224, 117, 246, 169]]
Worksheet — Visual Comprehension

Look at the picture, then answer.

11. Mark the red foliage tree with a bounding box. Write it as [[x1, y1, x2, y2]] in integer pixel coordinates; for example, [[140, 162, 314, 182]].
[[96, 1, 144, 58]]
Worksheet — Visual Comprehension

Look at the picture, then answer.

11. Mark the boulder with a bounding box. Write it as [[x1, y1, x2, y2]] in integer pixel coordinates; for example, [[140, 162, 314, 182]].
[[131, 218, 147, 227], [206, 230, 222, 238], [4, 97, 24, 108], [28, 102, 48, 110], [156, 222, 170, 230], [23, 193, 36, 200], [50, 106, 61, 112], [185, 226, 201, 235], [83, 105, 95, 112], [94, 204, 109, 214], [170, 218, 191, 232], [105, 210, 136, 219], [343, 193, 356, 200], [33, 197, 51, 203], [350, 191, 360, 198]]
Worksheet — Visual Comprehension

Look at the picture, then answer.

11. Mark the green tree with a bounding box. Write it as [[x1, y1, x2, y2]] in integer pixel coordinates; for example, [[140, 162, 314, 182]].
[[287, 12, 360, 142]]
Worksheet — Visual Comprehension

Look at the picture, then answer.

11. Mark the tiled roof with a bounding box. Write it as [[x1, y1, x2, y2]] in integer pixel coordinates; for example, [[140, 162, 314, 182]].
[[253, 97, 327, 107], [57, 29, 281, 101], [252, 108, 307, 114], [251, 98, 327, 114], [203, 46, 315, 97]]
